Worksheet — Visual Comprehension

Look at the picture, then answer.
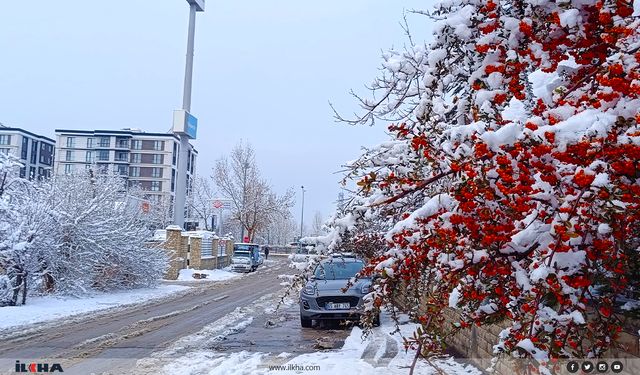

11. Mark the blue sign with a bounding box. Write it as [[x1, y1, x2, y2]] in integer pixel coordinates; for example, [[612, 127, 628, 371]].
[[186, 113, 198, 139]]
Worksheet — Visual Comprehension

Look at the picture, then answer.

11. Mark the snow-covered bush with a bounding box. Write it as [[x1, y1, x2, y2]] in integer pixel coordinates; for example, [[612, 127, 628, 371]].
[[0, 162, 168, 304], [0, 152, 40, 306], [325, 0, 640, 370], [45, 171, 167, 293]]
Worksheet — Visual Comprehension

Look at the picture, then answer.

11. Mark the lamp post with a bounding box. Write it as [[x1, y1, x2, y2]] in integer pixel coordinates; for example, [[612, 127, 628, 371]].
[[173, 0, 205, 228], [299, 186, 306, 241]]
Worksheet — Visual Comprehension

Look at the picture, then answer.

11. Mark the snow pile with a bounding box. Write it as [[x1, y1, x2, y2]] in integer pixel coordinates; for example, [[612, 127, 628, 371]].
[[176, 269, 239, 282]]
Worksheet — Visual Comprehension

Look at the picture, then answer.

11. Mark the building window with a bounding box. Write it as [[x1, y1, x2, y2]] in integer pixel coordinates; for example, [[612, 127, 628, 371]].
[[29, 166, 36, 179], [38, 143, 52, 166], [190, 153, 195, 174], [19, 167, 26, 178], [130, 166, 140, 177], [0, 135, 11, 145], [21, 137, 28, 160], [172, 143, 178, 165], [171, 169, 176, 192], [152, 154, 162, 164], [116, 137, 129, 148], [97, 150, 109, 161], [116, 165, 128, 176], [151, 167, 162, 178], [64, 164, 73, 174], [86, 151, 94, 163], [153, 140, 164, 151], [115, 151, 128, 162], [86, 138, 94, 148], [31, 140, 38, 164], [131, 140, 142, 150], [66, 137, 74, 148], [0, 148, 9, 155], [131, 153, 141, 163], [65, 150, 74, 161], [151, 181, 161, 192], [98, 137, 110, 147]]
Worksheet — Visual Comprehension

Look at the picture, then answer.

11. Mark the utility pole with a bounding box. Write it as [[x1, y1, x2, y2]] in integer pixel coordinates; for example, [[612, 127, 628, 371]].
[[172, 0, 205, 229], [299, 186, 306, 241]]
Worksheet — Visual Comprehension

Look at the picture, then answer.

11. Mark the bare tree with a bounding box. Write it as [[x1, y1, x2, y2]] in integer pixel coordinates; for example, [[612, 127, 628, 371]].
[[265, 214, 297, 245], [311, 211, 326, 236], [145, 194, 173, 230], [214, 142, 294, 242], [186, 175, 216, 231]]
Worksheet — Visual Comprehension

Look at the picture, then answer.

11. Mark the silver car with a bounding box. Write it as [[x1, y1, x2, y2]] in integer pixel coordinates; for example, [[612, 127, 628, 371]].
[[299, 256, 380, 328]]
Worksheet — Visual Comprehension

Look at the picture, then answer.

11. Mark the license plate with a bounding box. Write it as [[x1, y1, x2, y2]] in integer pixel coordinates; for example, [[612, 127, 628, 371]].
[[325, 302, 350, 310]]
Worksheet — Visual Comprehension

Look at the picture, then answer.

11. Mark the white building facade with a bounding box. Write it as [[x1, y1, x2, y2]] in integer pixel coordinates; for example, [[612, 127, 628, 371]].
[[0, 126, 55, 179], [54, 128, 197, 226]]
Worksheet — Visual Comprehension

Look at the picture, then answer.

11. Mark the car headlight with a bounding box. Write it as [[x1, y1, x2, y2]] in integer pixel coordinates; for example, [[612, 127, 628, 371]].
[[302, 284, 316, 295], [360, 283, 372, 294]]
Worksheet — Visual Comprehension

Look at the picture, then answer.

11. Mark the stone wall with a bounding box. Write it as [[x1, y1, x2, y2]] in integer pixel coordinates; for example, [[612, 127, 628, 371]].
[[200, 256, 230, 270], [162, 228, 232, 280], [393, 284, 639, 374], [441, 307, 640, 374], [163, 228, 187, 280]]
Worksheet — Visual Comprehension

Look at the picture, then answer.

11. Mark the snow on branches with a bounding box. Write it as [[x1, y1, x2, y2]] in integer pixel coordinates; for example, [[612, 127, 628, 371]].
[[328, 0, 640, 369], [0, 163, 167, 305]]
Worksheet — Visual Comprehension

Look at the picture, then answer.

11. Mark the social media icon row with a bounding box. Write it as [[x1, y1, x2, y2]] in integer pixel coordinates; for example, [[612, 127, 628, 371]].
[[566, 360, 624, 373]]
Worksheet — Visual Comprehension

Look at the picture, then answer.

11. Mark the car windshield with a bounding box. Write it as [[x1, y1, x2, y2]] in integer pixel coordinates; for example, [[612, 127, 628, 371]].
[[235, 244, 257, 251], [314, 261, 364, 280], [233, 251, 251, 257]]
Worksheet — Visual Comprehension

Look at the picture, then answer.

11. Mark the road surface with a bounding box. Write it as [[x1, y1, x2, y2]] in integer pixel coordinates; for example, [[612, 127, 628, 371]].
[[0, 257, 350, 375]]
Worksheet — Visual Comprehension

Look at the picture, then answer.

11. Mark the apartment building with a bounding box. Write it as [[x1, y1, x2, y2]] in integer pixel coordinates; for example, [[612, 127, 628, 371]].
[[53, 128, 197, 207], [0, 125, 55, 179]]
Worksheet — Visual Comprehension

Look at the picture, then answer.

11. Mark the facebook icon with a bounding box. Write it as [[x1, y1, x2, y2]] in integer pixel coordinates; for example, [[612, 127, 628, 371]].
[[566, 361, 579, 373]]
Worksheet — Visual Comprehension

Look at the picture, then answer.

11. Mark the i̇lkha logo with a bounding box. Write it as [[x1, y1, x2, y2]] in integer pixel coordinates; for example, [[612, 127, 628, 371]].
[[15, 360, 63, 373]]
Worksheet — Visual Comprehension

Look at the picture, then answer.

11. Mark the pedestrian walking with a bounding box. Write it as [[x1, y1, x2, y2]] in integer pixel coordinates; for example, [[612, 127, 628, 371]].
[[264, 246, 270, 260]]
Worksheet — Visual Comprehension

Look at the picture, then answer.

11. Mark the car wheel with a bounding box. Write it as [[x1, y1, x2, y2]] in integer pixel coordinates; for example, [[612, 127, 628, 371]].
[[300, 317, 312, 328]]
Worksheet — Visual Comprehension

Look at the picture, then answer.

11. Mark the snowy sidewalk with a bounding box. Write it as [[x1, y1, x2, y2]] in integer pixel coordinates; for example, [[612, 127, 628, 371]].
[[0, 284, 189, 333]]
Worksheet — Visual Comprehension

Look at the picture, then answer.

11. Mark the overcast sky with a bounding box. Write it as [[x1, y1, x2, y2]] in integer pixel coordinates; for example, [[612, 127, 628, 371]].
[[0, 0, 434, 226]]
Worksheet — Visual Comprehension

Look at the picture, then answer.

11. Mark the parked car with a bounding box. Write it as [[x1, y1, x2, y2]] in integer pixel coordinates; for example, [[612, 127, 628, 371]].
[[230, 243, 263, 273], [299, 255, 379, 328]]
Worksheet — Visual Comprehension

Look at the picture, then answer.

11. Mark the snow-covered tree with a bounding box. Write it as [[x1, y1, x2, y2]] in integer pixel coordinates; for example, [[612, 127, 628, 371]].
[[214, 142, 294, 241], [323, 0, 640, 371], [46, 171, 167, 293], [1, 165, 168, 305], [267, 213, 298, 245], [0, 153, 34, 305], [187, 175, 216, 231], [144, 194, 174, 230], [310, 211, 327, 236]]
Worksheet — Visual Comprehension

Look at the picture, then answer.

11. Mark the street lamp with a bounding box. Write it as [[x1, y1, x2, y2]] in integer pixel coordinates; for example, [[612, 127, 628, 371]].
[[173, 0, 205, 229], [299, 186, 306, 241]]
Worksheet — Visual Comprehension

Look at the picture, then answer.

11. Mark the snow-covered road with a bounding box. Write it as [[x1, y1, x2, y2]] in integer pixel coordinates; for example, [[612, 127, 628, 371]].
[[0, 260, 289, 375], [0, 258, 480, 375]]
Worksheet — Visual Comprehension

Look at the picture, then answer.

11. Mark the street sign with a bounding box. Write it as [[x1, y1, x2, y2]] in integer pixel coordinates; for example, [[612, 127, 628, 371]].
[[172, 109, 198, 139], [212, 199, 233, 209]]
